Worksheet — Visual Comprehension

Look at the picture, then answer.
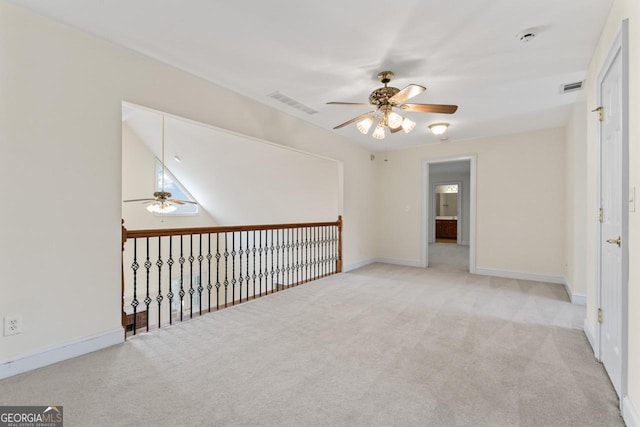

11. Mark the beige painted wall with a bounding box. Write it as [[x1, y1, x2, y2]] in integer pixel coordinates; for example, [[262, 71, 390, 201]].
[[565, 99, 588, 296], [581, 0, 639, 413], [0, 2, 375, 362], [376, 128, 566, 277]]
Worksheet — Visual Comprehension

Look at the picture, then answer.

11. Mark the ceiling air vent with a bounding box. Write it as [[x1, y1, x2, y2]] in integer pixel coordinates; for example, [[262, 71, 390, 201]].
[[268, 91, 318, 115], [561, 81, 584, 94]]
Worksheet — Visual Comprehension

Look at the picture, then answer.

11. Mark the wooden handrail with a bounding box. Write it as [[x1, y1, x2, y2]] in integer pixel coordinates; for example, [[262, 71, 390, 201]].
[[123, 218, 342, 240]]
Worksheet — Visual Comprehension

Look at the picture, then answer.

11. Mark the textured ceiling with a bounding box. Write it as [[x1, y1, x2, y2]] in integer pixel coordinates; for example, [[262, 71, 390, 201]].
[[11, 0, 611, 149]]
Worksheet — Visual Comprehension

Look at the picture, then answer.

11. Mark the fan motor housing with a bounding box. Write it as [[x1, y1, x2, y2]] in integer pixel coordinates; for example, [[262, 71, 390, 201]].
[[369, 86, 400, 107], [153, 191, 172, 200]]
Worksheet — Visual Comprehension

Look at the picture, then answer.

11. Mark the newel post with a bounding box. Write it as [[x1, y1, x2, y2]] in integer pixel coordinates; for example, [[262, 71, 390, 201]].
[[336, 215, 343, 273], [121, 219, 128, 337]]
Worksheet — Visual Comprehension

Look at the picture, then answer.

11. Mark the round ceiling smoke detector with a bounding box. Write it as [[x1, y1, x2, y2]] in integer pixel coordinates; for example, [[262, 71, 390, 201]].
[[517, 29, 536, 43]]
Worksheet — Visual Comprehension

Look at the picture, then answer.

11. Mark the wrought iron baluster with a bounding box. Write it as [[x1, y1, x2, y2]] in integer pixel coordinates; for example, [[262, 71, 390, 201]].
[[314, 227, 318, 280], [144, 238, 152, 331], [156, 237, 164, 328], [286, 228, 291, 288], [265, 230, 271, 294], [167, 237, 174, 325], [320, 227, 324, 277], [275, 228, 280, 291], [131, 239, 139, 336], [314, 227, 319, 280], [324, 226, 328, 275], [270, 229, 275, 293], [295, 228, 300, 285], [179, 236, 185, 322], [258, 230, 263, 297], [325, 226, 329, 274], [304, 227, 309, 283], [308, 227, 313, 281], [239, 231, 243, 303], [322, 226, 327, 276], [317, 227, 321, 280], [188, 235, 195, 319], [198, 234, 204, 315], [332, 225, 337, 273], [223, 233, 229, 308], [252, 230, 257, 300], [245, 231, 250, 302], [231, 232, 237, 305], [215, 233, 221, 310], [207, 234, 212, 312]]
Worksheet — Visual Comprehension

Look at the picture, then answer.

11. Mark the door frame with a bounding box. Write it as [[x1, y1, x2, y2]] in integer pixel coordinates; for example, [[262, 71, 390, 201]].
[[422, 155, 477, 272], [595, 19, 629, 400], [431, 180, 463, 244]]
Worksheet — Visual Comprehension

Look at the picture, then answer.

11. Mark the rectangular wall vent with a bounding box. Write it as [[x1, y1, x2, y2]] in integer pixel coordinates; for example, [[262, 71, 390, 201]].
[[561, 81, 584, 94], [268, 91, 318, 115]]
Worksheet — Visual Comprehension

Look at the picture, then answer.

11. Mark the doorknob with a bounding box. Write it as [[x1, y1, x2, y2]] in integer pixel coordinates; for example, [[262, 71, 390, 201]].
[[606, 236, 621, 247]]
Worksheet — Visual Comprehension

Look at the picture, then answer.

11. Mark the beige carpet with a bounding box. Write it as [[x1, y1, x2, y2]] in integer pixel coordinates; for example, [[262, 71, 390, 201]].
[[0, 262, 623, 426]]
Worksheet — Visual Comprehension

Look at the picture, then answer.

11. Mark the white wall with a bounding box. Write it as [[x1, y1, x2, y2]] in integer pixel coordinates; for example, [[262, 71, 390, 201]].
[[580, 0, 640, 420], [376, 128, 566, 277], [0, 2, 376, 365]]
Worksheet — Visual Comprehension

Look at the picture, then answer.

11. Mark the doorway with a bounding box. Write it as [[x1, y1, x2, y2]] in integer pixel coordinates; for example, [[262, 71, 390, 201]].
[[422, 156, 476, 272], [433, 182, 461, 244], [596, 21, 629, 400]]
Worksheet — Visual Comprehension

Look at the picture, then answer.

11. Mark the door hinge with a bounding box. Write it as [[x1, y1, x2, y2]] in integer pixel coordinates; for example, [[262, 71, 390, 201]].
[[592, 106, 604, 122], [598, 308, 603, 323], [599, 208, 603, 223]]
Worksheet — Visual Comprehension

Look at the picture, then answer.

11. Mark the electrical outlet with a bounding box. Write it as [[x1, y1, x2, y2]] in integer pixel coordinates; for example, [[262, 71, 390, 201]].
[[4, 315, 22, 336]]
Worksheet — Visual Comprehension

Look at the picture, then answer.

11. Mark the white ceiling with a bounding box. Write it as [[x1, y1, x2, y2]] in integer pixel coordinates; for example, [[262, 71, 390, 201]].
[[12, 0, 611, 150]]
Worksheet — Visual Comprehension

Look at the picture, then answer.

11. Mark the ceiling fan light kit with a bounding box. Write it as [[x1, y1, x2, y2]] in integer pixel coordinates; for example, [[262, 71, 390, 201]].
[[372, 120, 386, 139], [356, 117, 374, 134], [147, 199, 177, 213], [328, 70, 457, 140]]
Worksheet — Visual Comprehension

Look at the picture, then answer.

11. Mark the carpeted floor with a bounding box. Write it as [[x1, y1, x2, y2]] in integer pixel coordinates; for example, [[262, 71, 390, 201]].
[[429, 242, 470, 272], [0, 262, 623, 426]]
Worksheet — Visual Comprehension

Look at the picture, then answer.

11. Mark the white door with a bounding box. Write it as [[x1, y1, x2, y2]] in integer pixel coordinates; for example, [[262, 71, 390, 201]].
[[599, 46, 623, 397]]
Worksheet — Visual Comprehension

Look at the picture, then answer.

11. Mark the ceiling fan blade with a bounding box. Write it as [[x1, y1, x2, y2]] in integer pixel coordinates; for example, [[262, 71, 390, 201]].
[[327, 102, 376, 107], [168, 199, 198, 205], [400, 103, 458, 114], [123, 198, 155, 203], [389, 126, 403, 134], [333, 111, 375, 130], [388, 84, 426, 105]]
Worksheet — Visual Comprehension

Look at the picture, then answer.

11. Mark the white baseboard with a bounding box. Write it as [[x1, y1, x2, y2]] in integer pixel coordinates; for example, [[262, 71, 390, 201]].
[[375, 257, 425, 268], [584, 318, 597, 355], [343, 258, 377, 272], [569, 292, 586, 305], [475, 267, 565, 285], [623, 396, 640, 427], [476, 268, 588, 305], [0, 327, 123, 380], [562, 278, 587, 305]]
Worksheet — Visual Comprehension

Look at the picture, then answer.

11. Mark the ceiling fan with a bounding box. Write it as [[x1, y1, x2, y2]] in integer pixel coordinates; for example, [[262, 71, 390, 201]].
[[123, 115, 197, 214], [327, 71, 458, 139]]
